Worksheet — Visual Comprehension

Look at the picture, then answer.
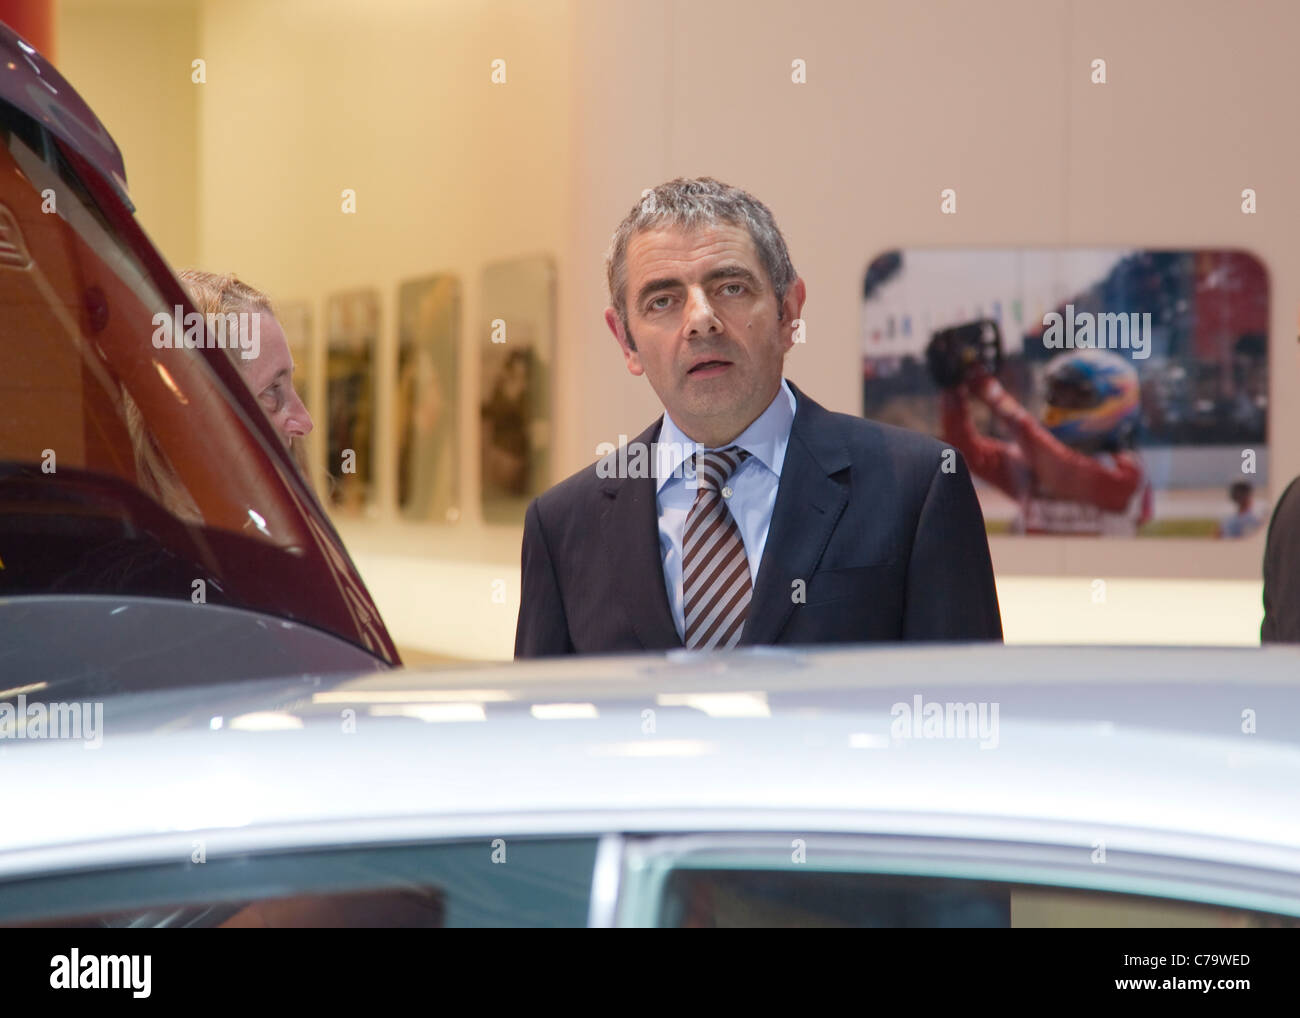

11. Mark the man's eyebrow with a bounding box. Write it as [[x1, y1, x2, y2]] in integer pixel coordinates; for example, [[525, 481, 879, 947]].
[[703, 264, 762, 288], [634, 276, 683, 307], [633, 264, 763, 308]]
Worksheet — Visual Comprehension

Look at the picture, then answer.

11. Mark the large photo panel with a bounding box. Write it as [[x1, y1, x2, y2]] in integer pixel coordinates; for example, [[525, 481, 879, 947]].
[[862, 249, 1269, 539], [479, 255, 555, 525], [397, 274, 460, 523], [325, 289, 380, 514]]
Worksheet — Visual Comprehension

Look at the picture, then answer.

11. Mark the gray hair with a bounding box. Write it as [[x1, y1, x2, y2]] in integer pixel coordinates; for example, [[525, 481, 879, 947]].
[[605, 177, 797, 337]]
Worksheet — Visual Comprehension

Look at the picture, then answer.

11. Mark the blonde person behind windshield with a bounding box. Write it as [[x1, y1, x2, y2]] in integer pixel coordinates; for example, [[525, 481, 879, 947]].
[[127, 273, 315, 521], [178, 271, 314, 457]]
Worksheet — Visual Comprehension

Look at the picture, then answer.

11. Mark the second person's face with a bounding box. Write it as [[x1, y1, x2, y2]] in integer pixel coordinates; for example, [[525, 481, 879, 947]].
[[240, 314, 313, 449]]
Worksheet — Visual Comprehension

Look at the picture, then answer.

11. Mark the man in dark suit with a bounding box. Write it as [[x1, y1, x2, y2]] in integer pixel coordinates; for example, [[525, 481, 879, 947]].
[[515, 177, 1002, 657], [1262, 476, 1300, 641]]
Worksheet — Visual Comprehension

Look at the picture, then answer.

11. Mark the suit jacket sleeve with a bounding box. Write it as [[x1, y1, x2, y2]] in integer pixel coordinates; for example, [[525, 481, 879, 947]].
[[903, 453, 1003, 641], [514, 498, 575, 658], [1262, 477, 1300, 643]]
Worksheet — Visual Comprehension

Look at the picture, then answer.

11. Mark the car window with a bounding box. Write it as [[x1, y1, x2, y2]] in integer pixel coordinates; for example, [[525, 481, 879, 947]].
[[616, 835, 1300, 928], [0, 99, 394, 665], [0, 839, 599, 929], [655, 869, 1294, 928]]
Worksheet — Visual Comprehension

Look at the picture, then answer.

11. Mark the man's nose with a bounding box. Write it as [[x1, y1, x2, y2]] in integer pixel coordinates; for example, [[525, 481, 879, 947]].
[[284, 387, 313, 441], [684, 286, 722, 336]]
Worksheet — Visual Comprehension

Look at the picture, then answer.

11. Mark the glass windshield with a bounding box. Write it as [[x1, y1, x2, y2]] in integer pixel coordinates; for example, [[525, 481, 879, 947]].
[[0, 101, 396, 666]]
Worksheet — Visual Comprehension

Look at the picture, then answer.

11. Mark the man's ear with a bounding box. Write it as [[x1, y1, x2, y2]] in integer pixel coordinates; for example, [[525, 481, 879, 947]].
[[606, 307, 643, 376], [779, 277, 807, 350]]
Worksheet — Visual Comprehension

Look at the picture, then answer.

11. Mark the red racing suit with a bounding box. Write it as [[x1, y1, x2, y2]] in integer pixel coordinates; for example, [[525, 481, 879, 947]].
[[939, 383, 1151, 536]]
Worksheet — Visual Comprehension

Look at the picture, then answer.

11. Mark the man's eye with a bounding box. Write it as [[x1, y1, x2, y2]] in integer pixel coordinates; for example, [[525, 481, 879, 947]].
[[720, 282, 745, 296], [647, 295, 673, 311], [260, 385, 284, 412]]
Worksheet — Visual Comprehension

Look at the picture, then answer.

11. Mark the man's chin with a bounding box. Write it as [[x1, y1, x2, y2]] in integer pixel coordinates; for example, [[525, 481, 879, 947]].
[[668, 401, 751, 444], [288, 437, 312, 475]]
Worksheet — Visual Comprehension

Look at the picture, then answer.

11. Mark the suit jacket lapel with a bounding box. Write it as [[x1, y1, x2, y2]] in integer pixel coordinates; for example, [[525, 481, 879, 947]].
[[599, 418, 682, 651], [741, 383, 851, 645]]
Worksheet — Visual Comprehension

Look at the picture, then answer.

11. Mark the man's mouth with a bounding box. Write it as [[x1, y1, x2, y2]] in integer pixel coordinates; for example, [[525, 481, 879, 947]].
[[688, 359, 732, 377]]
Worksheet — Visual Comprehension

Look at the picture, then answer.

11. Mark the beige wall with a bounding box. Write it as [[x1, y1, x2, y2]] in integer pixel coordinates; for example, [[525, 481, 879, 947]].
[[193, 0, 575, 532], [59, 0, 200, 268], [55, 0, 1300, 657]]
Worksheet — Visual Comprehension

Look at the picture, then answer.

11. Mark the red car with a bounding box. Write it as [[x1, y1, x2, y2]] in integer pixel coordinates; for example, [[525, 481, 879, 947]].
[[0, 22, 400, 692]]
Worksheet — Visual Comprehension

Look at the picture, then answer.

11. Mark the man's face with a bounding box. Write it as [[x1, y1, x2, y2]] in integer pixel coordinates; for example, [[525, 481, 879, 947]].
[[606, 223, 805, 447], [240, 314, 313, 450]]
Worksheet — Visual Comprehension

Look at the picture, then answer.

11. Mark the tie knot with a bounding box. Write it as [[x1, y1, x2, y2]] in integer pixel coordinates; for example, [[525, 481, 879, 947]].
[[693, 446, 749, 492]]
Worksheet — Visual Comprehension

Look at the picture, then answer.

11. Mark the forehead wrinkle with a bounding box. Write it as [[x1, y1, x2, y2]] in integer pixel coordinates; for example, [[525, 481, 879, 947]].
[[627, 223, 755, 285]]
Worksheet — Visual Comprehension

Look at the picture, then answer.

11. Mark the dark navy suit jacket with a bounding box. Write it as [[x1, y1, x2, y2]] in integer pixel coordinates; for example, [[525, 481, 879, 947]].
[[514, 383, 1002, 656], [1262, 476, 1300, 642]]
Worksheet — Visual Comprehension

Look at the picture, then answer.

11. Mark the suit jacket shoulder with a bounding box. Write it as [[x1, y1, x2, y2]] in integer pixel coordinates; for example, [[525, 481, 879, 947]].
[[814, 400, 952, 467], [515, 418, 674, 657], [530, 418, 662, 527], [782, 386, 959, 511], [744, 382, 1001, 644]]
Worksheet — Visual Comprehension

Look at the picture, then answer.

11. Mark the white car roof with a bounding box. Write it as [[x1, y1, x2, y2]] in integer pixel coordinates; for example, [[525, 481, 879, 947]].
[[2, 644, 1299, 886]]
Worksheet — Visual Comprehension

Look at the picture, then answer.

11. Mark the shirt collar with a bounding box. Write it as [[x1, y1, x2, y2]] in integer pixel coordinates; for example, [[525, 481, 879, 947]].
[[655, 378, 797, 493]]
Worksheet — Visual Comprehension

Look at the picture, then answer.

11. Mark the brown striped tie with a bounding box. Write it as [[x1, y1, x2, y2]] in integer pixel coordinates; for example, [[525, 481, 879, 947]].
[[683, 447, 752, 649]]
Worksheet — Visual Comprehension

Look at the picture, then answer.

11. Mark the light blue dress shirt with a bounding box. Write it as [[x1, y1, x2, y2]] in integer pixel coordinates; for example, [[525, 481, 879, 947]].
[[655, 379, 797, 641]]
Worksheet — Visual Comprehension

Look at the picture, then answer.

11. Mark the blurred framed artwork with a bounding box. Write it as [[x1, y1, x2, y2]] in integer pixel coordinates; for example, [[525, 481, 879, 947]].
[[396, 274, 460, 522], [325, 289, 379, 514], [862, 249, 1269, 538], [480, 255, 555, 525]]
